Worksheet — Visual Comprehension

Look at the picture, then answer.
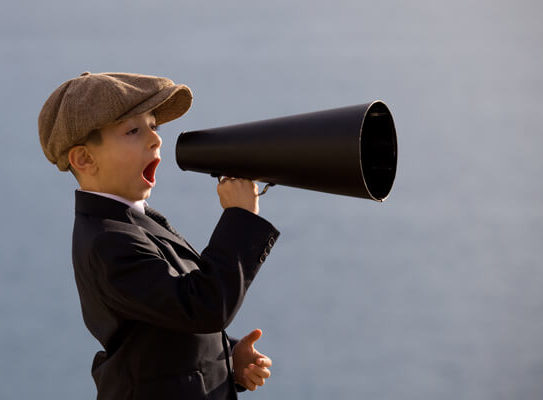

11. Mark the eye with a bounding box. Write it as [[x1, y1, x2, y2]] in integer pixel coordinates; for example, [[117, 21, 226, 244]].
[[151, 124, 159, 132], [126, 128, 138, 135]]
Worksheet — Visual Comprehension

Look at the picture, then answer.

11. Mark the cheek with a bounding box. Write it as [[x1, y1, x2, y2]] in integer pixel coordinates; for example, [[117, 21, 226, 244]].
[[114, 157, 137, 178], [94, 139, 142, 178], [98, 152, 133, 177]]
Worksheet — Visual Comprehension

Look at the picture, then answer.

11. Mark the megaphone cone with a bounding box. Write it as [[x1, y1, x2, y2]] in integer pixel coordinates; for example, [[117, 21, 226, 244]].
[[176, 101, 397, 201]]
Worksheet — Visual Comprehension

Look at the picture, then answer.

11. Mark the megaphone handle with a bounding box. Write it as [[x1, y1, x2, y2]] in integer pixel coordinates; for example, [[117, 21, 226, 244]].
[[213, 175, 275, 196], [258, 183, 275, 196]]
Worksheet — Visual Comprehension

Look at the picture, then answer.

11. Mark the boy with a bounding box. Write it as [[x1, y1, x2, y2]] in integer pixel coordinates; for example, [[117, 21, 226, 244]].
[[38, 72, 279, 400]]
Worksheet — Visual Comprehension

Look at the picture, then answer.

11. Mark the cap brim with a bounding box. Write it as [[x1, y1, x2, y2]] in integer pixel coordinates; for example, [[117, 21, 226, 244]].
[[119, 84, 193, 125]]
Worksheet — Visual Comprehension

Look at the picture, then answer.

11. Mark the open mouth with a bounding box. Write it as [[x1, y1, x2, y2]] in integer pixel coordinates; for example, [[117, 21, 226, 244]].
[[143, 158, 160, 186]]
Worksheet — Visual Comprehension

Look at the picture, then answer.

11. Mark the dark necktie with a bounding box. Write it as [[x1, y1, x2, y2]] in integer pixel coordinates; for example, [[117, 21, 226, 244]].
[[144, 205, 180, 237], [144, 205, 201, 258]]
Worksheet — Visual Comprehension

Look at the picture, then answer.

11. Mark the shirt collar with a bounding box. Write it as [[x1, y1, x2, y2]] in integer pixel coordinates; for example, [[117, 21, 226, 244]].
[[78, 189, 147, 214]]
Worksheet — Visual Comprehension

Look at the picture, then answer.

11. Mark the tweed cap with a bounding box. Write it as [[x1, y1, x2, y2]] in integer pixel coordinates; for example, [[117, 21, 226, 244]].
[[38, 72, 193, 171]]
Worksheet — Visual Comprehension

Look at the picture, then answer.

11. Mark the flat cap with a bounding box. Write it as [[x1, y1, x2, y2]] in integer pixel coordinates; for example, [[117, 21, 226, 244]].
[[38, 72, 193, 171]]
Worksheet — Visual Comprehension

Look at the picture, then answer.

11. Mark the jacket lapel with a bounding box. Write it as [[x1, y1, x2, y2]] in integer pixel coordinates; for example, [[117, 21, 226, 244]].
[[75, 190, 201, 259], [129, 210, 201, 259]]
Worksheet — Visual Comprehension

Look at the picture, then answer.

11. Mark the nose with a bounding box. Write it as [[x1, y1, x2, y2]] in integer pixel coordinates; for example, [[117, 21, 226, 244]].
[[149, 127, 162, 150]]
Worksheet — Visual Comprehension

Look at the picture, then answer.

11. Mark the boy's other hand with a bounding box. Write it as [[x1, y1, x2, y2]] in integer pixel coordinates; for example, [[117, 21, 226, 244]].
[[232, 329, 272, 391], [217, 177, 259, 215]]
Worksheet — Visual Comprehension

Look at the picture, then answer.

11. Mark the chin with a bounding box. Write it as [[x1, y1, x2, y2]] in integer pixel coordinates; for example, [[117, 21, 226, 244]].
[[141, 189, 152, 200], [125, 188, 151, 202]]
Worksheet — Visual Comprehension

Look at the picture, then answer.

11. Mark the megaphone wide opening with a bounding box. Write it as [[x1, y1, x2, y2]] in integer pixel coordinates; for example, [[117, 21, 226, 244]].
[[360, 102, 397, 201]]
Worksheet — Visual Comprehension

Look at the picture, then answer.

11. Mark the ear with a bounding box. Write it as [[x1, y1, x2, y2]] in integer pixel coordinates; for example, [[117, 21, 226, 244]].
[[68, 145, 97, 176]]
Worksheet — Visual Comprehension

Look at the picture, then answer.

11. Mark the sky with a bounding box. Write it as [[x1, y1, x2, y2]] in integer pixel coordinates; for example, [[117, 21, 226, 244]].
[[1, 1, 542, 399]]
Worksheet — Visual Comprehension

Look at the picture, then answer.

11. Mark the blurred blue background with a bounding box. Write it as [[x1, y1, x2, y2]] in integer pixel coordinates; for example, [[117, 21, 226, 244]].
[[1, 0, 542, 399]]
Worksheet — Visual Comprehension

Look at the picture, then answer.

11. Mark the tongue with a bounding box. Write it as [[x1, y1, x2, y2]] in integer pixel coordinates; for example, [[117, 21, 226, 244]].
[[143, 162, 156, 183]]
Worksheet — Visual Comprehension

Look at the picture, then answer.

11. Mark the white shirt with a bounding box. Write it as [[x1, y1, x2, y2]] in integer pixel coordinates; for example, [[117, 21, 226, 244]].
[[79, 189, 147, 214]]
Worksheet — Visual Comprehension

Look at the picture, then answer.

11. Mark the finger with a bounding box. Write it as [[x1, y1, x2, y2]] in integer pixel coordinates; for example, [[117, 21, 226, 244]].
[[242, 329, 262, 347], [217, 177, 228, 191], [246, 382, 257, 391], [256, 356, 272, 368], [251, 366, 271, 379], [235, 178, 255, 187], [246, 367, 266, 386], [216, 177, 238, 193], [248, 374, 265, 387], [242, 369, 258, 391], [247, 363, 271, 379]]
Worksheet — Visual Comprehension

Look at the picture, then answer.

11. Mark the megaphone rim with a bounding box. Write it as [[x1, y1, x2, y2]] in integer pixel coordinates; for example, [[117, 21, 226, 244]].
[[358, 100, 397, 202]]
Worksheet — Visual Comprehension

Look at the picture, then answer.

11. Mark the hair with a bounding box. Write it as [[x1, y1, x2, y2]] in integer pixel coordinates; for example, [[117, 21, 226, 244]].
[[86, 128, 103, 146], [69, 128, 103, 179]]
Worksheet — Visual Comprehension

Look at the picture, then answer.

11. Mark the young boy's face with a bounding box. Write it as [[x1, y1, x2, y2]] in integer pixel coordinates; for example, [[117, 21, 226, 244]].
[[87, 111, 162, 201]]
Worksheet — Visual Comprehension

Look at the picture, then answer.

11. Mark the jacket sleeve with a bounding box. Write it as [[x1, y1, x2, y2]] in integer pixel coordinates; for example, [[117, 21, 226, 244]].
[[92, 207, 279, 334]]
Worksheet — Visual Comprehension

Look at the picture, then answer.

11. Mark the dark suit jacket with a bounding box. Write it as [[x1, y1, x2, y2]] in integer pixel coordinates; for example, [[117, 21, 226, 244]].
[[72, 191, 279, 400]]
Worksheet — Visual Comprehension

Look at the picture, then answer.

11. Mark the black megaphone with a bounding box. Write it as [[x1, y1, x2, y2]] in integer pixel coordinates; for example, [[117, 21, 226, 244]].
[[175, 101, 397, 201]]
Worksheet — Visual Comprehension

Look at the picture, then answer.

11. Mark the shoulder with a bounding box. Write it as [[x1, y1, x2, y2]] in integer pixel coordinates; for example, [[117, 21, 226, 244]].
[[75, 212, 145, 239], [96, 219, 155, 252], [74, 213, 154, 260]]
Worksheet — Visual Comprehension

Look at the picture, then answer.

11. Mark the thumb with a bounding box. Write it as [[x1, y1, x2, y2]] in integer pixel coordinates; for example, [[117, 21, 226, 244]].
[[242, 329, 262, 347]]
